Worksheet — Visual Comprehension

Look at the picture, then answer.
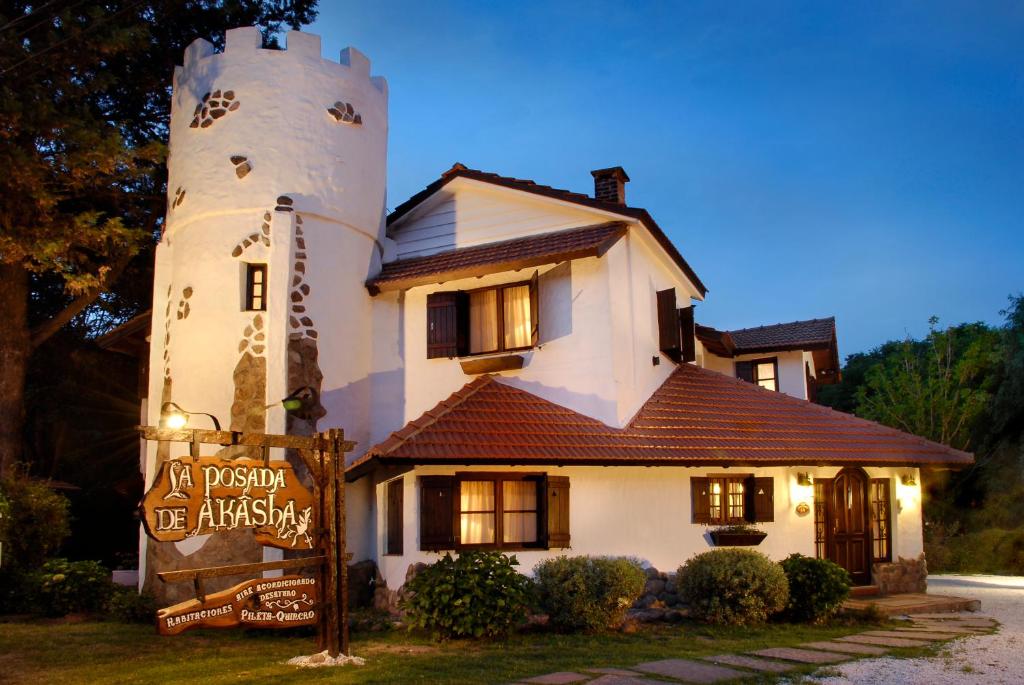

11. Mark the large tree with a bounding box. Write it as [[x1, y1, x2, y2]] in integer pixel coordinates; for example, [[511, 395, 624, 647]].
[[0, 1, 318, 477]]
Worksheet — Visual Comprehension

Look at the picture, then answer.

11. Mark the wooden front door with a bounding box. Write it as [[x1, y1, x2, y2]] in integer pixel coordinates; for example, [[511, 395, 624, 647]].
[[827, 468, 872, 585]]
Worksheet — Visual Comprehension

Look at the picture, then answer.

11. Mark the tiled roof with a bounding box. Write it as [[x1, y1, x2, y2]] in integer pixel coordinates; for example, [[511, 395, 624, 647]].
[[348, 363, 972, 477], [366, 222, 627, 294], [727, 317, 836, 353], [386, 164, 708, 296]]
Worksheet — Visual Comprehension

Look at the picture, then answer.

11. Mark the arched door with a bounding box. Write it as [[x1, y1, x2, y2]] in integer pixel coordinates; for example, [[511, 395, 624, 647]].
[[828, 468, 872, 585]]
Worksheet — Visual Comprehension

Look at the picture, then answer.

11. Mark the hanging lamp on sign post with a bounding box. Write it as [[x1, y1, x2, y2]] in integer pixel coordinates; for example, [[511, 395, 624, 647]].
[[160, 401, 223, 431]]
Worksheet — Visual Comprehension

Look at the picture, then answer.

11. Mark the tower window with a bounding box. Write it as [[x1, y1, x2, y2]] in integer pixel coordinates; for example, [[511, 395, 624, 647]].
[[245, 264, 267, 311]]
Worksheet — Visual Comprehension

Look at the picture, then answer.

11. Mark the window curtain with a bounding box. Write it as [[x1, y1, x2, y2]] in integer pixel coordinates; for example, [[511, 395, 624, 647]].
[[502, 480, 538, 543], [460, 481, 495, 544], [502, 285, 532, 349], [469, 290, 498, 353]]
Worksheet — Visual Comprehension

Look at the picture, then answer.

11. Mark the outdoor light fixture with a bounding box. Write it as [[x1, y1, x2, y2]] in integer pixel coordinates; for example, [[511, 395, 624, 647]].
[[279, 386, 316, 412], [901, 474, 917, 486], [797, 472, 813, 487], [161, 401, 222, 431]]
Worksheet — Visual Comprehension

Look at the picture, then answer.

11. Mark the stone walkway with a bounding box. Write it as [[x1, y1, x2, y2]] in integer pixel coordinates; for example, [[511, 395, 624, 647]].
[[514, 613, 998, 684]]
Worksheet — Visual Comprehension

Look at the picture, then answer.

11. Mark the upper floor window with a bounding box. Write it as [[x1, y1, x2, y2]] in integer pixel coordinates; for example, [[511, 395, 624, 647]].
[[735, 357, 779, 392], [245, 264, 267, 311], [426, 273, 538, 359]]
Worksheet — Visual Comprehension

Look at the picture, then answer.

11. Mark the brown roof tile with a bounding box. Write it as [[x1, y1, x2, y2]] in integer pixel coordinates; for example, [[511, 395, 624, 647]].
[[366, 222, 627, 293], [727, 317, 836, 353], [349, 363, 971, 476], [386, 164, 708, 296]]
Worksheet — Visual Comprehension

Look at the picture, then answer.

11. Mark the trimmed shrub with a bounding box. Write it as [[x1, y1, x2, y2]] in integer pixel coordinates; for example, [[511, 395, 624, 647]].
[[677, 549, 789, 625], [402, 551, 533, 640], [106, 587, 158, 623], [34, 559, 114, 617], [780, 554, 851, 623], [534, 556, 646, 631], [0, 478, 70, 571]]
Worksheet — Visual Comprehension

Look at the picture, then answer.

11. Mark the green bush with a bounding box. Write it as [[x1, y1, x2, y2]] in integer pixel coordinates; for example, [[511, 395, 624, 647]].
[[926, 527, 1024, 575], [533, 556, 646, 631], [779, 554, 851, 623], [0, 478, 71, 571], [402, 551, 534, 640], [34, 559, 114, 617], [105, 587, 158, 623], [677, 549, 789, 625]]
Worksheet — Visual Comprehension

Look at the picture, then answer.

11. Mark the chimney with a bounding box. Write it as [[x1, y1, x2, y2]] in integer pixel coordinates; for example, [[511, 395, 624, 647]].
[[591, 166, 630, 204]]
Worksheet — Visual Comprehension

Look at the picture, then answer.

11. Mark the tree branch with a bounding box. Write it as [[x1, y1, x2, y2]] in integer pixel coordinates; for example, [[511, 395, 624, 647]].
[[29, 214, 157, 349]]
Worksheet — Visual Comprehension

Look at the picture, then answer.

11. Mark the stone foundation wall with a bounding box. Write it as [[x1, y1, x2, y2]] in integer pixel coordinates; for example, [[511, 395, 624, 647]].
[[872, 553, 927, 595]]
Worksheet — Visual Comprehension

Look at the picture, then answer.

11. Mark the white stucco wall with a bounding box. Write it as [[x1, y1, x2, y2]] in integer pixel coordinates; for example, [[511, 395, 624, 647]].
[[374, 464, 924, 588], [700, 348, 809, 400]]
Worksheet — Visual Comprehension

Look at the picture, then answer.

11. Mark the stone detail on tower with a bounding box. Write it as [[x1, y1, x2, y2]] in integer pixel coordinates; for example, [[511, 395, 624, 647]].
[[176, 286, 193, 320], [171, 186, 186, 209], [189, 89, 240, 128], [230, 155, 252, 179], [230, 210, 272, 257], [327, 100, 362, 124]]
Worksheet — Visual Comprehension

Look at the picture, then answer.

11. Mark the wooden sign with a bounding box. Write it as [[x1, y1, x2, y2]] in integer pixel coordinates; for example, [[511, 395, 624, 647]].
[[142, 456, 314, 550], [157, 575, 318, 635]]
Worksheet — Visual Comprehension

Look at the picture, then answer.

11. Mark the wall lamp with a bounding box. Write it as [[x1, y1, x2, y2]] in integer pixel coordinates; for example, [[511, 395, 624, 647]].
[[797, 473, 813, 487], [279, 386, 316, 412], [901, 474, 917, 486], [161, 401, 222, 431]]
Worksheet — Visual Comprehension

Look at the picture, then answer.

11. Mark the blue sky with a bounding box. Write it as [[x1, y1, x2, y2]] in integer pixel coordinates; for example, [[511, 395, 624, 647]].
[[310, 1, 1023, 356]]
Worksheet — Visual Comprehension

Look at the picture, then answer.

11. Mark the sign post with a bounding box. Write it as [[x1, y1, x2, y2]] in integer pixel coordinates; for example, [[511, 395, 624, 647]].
[[138, 426, 353, 656]]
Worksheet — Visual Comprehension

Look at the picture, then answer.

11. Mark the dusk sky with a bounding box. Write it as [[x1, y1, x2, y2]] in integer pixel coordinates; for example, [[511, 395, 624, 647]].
[[311, 2, 1023, 357]]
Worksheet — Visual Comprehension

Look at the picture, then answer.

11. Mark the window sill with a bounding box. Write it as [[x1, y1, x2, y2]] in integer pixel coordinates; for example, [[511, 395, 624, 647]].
[[459, 353, 526, 375]]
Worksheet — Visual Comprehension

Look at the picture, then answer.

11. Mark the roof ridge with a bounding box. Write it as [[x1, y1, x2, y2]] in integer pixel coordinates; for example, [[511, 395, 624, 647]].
[[727, 316, 835, 335]]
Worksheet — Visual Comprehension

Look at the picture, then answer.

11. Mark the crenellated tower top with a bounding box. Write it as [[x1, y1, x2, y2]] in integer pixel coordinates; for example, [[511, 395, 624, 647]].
[[165, 27, 389, 245]]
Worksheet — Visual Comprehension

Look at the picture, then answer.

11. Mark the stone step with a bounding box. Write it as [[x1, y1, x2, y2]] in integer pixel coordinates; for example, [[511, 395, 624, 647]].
[[800, 641, 888, 656], [748, 648, 848, 664], [835, 634, 931, 648], [633, 658, 748, 683], [849, 585, 881, 598], [702, 654, 796, 673]]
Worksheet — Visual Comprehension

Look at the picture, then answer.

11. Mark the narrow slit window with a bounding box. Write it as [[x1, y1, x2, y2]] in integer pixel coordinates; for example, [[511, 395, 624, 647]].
[[246, 263, 267, 311]]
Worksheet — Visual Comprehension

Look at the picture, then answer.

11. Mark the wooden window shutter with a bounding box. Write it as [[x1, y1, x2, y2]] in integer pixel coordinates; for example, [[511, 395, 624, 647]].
[[386, 478, 404, 555], [542, 476, 570, 549], [426, 292, 469, 358], [679, 306, 696, 363], [691, 477, 711, 524], [657, 288, 681, 362], [735, 360, 754, 383], [529, 270, 540, 347], [753, 477, 774, 522], [419, 476, 455, 550]]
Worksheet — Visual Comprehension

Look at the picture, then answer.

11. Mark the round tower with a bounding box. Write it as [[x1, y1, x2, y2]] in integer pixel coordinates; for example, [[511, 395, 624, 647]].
[[144, 27, 388, 601]]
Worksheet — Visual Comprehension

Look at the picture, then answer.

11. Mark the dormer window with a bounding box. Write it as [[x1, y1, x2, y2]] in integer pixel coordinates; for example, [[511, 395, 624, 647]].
[[735, 357, 779, 391], [426, 273, 539, 359]]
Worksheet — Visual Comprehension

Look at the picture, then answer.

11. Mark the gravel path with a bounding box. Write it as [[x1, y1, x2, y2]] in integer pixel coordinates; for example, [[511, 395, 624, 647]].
[[812, 574, 1024, 685]]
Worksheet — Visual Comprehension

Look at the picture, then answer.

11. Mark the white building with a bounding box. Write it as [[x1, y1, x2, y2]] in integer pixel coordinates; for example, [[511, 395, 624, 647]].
[[100, 28, 970, 604]]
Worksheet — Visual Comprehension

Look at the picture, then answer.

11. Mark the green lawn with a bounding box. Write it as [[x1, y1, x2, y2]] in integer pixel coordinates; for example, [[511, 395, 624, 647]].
[[0, 616, 935, 684]]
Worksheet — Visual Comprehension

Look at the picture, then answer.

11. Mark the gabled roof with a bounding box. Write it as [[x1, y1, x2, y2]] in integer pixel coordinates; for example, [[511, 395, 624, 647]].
[[347, 363, 972, 479], [728, 317, 836, 353], [366, 222, 626, 294], [697, 317, 837, 354], [386, 164, 708, 297], [95, 311, 152, 356]]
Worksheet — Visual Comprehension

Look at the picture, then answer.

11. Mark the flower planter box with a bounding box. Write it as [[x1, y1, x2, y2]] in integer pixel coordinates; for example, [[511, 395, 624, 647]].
[[709, 531, 767, 547]]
